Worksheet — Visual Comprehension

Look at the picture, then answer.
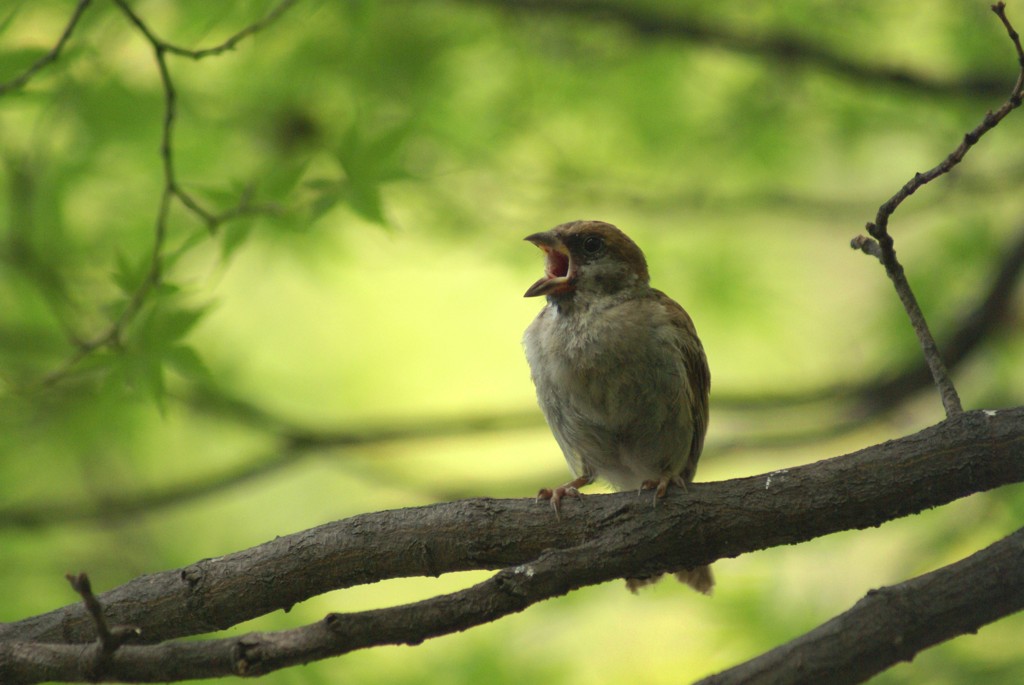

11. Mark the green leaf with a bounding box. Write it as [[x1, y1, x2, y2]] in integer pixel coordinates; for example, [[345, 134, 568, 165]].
[[118, 343, 167, 412], [139, 355, 167, 413], [112, 250, 147, 296], [221, 220, 255, 259], [333, 119, 413, 226], [150, 305, 208, 344], [164, 227, 210, 271], [153, 282, 181, 299], [165, 344, 212, 383], [0, 7, 21, 39], [260, 156, 311, 198], [305, 178, 345, 222], [345, 178, 385, 225]]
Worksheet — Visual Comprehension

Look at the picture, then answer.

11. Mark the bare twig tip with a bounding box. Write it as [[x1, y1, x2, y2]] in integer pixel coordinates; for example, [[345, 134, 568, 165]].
[[992, 2, 1024, 65], [865, 221, 887, 242], [853, 1, 1024, 419], [66, 571, 91, 595], [851, 235, 883, 260]]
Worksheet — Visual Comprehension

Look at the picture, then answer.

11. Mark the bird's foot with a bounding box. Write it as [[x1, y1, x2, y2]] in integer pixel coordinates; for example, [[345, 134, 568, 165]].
[[639, 474, 687, 507], [537, 476, 593, 518]]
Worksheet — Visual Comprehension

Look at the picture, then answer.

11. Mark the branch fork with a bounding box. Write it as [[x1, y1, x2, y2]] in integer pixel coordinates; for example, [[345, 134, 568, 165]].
[[66, 573, 141, 680], [852, 2, 1024, 419]]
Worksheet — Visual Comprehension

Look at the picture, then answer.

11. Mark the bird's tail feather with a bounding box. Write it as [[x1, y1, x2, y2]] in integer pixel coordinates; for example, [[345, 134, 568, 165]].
[[625, 564, 714, 595]]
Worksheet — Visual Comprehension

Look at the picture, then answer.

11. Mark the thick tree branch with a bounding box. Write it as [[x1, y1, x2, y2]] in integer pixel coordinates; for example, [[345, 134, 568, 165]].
[[7, 524, 1022, 684], [699, 526, 1024, 685], [1, 408, 1022, 683]]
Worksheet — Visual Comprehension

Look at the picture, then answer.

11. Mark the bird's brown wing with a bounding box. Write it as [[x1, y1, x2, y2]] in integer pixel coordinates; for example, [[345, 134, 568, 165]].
[[654, 289, 710, 483]]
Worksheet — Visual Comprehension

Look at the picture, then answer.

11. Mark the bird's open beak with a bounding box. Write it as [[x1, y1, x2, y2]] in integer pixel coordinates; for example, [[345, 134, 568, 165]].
[[524, 231, 574, 297]]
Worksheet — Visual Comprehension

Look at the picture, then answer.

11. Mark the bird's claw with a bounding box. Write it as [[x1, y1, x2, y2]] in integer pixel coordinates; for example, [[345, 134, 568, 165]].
[[537, 475, 593, 518], [537, 485, 584, 519], [638, 475, 687, 507]]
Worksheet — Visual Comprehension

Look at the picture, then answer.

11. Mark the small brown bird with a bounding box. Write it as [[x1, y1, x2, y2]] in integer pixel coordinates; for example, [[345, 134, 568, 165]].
[[522, 220, 713, 594]]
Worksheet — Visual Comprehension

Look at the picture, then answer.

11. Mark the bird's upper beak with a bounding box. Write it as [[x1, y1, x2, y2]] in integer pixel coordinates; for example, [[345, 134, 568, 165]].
[[524, 231, 574, 298]]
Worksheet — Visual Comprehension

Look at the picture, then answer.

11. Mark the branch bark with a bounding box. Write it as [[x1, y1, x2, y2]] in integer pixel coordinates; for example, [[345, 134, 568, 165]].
[[699, 526, 1024, 685], [1, 408, 1022, 683]]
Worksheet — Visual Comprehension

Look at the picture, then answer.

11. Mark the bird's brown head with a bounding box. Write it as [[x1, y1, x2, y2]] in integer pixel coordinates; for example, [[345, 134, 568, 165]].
[[524, 220, 650, 299]]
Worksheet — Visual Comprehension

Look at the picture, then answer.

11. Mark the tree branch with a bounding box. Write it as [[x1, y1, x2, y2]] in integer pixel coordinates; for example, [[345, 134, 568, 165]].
[[1, 408, 1021, 683], [0, 400, 541, 529], [29, 0, 291, 390], [9, 524, 1022, 685], [0, 0, 94, 96], [63, 573, 140, 681], [460, 0, 1009, 99], [699, 219, 1024, 429], [855, 223, 1024, 415], [698, 526, 1024, 685], [851, 2, 1024, 419], [152, 0, 299, 60]]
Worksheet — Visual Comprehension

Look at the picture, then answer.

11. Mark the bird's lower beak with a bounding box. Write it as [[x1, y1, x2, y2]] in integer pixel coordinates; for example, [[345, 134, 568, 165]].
[[524, 232, 574, 297]]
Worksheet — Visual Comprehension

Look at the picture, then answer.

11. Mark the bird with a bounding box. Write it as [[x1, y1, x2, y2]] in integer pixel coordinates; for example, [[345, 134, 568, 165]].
[[522, 219, 713, 594]]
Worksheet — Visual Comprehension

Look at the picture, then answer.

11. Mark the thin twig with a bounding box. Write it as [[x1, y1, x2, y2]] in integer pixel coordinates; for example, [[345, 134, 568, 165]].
[[163, 0, 300, 60], [112, 0, 298, 61], [32, 0, 296, 388], [0, 0, 94, 96], [855, 224, 1024, 415], [718, 219, 1024, 418], [65, 572, 140, 680], [851, 2, 1024, 419]]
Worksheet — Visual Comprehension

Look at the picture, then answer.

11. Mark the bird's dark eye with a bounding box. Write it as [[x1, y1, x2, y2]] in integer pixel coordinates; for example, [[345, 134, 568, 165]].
[[582, 235, 604, 255]]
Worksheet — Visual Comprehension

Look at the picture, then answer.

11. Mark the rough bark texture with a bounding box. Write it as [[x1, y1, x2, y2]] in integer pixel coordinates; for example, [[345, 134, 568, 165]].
[[0, 408, 1022, 683], [698, 526, 1024, 685]]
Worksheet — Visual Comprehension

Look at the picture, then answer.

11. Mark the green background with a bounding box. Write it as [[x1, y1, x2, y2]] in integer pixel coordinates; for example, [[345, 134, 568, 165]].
[[2, 1, 1023, 683]]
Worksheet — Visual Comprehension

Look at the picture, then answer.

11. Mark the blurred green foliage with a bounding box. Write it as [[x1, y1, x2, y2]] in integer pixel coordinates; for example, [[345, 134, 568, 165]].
[[1, 0, 1023, 683]]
